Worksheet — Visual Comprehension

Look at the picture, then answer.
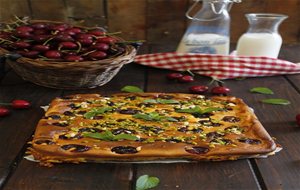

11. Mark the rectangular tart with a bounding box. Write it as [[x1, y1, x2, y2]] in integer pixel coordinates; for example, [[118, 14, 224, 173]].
[[28, 93, 277, 166]]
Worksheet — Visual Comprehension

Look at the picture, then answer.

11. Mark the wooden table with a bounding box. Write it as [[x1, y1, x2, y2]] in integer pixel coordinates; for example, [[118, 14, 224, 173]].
[[0, 44, 299, 190]]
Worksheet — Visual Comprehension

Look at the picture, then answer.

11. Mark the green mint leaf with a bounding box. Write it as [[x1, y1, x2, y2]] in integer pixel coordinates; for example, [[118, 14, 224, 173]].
[[143, 99, 157, 104], [83, 111, 97, 119], [133, 112, 161, 121], [163, 117, 178, 122], [84, 107, 113, 119], [175, 106, 201, 114], [113, 134, 139, 141], [157, 99, 179, 104], [83, 131, 114, 141], [143, 99, 179, 104], [260, 98, 290, 105], [250, 87, 274, 94], [136, 175, 160, 190], [199, 107, 224, 114], [121, 85, 144, 93], [176, 106, 223, 114]]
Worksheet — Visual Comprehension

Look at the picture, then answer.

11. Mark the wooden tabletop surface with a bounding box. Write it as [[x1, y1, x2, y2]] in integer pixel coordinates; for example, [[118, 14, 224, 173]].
[[0, 44, 299, 190]]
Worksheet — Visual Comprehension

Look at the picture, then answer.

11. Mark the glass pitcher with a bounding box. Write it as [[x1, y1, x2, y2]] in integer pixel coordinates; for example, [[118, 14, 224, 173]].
[[236, 13, 288, 58], [176, 0, 241, 55]]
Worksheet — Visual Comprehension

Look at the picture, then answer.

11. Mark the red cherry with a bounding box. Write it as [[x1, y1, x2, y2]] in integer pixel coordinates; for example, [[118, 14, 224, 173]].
[[54, 34, 74, 42], [178, 75, 194, 83], [33, 29, 48, 35], [296, 114, 300, 126], [64, 28, 82, 36], [64, 55, 84, 62], [15, 26, 34, 33], [58, 41, 78, 49], [48, 24, 69, 32], [97, 36, 118, 44], [44, 50, 62, 59], [14, 30, 32, 38], [88, 51, 107, 60], [31, 22, 48, 29], [32, 34, 50, 42], [166, 73, 183, 80], [0, 107, 10, 117], [32, 45, 50, 52], [76, 33, 94, 40], [90, 43, 109, 51], [211, 86, 231, 95], [19, 50, 40, 58], [11, 41, 31, 49], [11, 100, 31, 109], [189, 85, 209, 94], [88, 30, 105, 36], [78, 38, 94, 46]]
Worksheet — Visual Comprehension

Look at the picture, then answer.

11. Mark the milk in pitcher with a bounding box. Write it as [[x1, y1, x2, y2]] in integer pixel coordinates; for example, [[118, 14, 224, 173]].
[[236, 33, 282, 58]]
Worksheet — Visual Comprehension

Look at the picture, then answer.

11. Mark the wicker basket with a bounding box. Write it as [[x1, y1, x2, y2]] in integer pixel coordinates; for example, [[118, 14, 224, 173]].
[[0, 19, 137, 89], [0, 46, 136, 89]]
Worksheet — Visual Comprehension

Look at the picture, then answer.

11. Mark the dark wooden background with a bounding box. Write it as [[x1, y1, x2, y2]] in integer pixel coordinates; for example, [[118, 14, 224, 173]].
[[0, 0, 299, 46]]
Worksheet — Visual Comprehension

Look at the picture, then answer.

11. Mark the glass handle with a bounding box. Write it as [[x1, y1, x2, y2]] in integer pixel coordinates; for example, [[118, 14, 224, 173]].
[[185, 0, 201, 20]]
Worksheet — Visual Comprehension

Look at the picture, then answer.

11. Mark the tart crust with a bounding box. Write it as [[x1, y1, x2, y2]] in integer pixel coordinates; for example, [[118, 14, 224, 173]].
[[28, 93, 277, 166]]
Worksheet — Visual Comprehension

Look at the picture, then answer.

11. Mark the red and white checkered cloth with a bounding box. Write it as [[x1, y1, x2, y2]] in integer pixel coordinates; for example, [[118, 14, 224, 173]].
[[134, 53, 300, 80]]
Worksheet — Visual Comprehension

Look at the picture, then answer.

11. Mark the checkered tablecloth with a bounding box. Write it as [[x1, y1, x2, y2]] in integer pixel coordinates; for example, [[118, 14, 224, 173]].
[[134, 53, 300, 80]]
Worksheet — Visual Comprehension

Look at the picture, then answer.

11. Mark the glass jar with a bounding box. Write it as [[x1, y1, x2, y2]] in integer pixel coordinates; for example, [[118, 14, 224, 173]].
[[176, 0, 241, 55], [236, 13, 288, 58]]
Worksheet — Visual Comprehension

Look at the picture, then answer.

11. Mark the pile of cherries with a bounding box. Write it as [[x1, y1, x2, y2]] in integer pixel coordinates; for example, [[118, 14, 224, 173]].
[[0, 20, 125, 61], [0, 99, 31, 117], [166, 72, 230, 95]]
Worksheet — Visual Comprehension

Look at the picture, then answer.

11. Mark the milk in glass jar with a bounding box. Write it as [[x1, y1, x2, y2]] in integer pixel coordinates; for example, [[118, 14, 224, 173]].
[[176, 0, 241, 55]]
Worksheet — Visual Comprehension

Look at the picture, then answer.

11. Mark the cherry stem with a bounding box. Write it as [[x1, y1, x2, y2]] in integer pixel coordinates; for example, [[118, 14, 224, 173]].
[[0, 103, 11, 106]]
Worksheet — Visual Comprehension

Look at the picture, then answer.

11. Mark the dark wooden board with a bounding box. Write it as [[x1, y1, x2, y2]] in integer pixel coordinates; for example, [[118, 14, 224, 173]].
[[135, 161, 259, 190], [64, 0, 106, 26], [3, 161, 133, 190], [0, 0, 31, 21], [0, 70, 62, 188], [223, 76, 300, 189]]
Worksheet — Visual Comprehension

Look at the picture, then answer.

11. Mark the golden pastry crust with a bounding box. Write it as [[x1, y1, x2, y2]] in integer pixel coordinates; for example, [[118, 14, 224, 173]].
[[28, 93, 276, 166]]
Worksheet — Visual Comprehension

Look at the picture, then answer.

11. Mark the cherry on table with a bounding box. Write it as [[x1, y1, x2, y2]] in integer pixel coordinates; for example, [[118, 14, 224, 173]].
[[166, 72, 183, 80], [11, 100, 31, 109], [211, 86, 231, 95], [178, 75, 194, 83], [189, 85, 209, 94], [0, 107, 10, 117]]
